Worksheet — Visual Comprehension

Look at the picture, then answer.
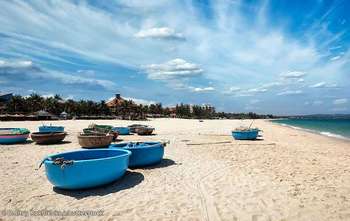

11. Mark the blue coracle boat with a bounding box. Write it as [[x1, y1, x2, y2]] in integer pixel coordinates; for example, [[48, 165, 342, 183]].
[[42, 149, 131, 189], [39, 125, 64, 133], [0, 128, 30, 144], [112, 127, 130, 135], [110, 142, 164, 167], [232, 129, 260, 140]]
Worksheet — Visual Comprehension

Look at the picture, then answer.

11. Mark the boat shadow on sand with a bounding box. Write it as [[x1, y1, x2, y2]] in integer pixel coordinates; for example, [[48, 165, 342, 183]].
[[132, 158, 177, 170], [0, 140, 34, 145], [53, 171, 144, 199], [36, 141, 72, 146]]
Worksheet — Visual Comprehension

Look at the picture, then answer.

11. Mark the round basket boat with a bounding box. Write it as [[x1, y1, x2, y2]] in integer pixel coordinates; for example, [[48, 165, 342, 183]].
[[39, 126, 64, 133], [0, 128, 30, 144], [112, 127, 130, 135], [232, 129, 259, 140], [41, 148, 131, 189], [135, 127, 155, 136], [110, 142, 164, 167], [78, 133, 113, 149], [31, 132, 67, 144]]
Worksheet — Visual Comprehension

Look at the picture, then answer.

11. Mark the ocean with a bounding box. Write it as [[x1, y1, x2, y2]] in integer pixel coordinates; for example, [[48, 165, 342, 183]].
[[272, 118, 350, 140]]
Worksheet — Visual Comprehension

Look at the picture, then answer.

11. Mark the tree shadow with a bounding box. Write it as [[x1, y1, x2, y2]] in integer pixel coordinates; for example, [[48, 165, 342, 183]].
[[52, 171, 144, 199], [133, 158, 177, 170]]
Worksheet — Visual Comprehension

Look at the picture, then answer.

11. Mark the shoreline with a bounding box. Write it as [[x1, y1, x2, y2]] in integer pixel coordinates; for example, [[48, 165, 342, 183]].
[[269, 119, 350, 142]]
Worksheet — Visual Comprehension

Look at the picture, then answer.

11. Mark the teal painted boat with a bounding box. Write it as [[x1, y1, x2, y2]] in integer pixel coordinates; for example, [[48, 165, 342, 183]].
[[42, 148, 131, 189], [0, 128, 30, 144]]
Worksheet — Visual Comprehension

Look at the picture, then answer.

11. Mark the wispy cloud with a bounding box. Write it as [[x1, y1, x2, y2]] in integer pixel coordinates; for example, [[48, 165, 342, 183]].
[[280, 71, 306, 79], [277, 90, 303, 96], [0, 58, 116, 90], [309, 82, 338, 88]]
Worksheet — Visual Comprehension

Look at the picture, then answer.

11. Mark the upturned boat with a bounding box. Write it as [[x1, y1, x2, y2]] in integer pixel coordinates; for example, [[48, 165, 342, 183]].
[[39, 125, 64, 133], [0, 128, 30, 144], [110, 142, 164, 167], [31, 132, 67, 144], [78, 133, 114, 148], [41, 148, 131, 189]]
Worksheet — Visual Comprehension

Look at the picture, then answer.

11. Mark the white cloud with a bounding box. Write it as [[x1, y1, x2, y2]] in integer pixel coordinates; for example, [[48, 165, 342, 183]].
[[280, 71, 306, 79], [248, 87, 268, 93], [333, 98, 348, 105], [330, 56, 341, 61], [224, 86, 241, 94], [0, 59, 33, 68], [135, 27, 185, 40], [191, 87, 215, 93], [124, 97, 156, 105], [143, 58, 203, 80], [309, 82, 338, 88], [309, 82, 326, 88], [277, 90, 303, 96]]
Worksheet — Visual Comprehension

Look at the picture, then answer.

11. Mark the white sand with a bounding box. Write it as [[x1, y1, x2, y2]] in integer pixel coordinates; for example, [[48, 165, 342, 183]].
[[1, 119, 350, 221]]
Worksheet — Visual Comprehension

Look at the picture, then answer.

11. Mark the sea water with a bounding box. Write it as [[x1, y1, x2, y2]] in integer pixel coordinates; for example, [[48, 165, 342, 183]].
[[272, 118, 350, 140]]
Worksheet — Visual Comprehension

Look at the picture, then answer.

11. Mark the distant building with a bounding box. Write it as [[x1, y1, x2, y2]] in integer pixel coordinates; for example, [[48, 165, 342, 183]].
[[60, 111, 68, 119], [35, 110, 57, 120], [106, 94, 125, 113]]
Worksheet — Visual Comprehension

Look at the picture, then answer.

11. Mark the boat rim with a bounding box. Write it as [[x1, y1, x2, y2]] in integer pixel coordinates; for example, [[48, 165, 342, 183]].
[[110, 141, 162, 150], [43, 148, 131, 164]]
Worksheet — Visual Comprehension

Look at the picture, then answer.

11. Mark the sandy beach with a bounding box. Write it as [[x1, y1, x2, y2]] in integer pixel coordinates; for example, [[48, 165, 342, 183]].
[[1, 118, 350, 221]]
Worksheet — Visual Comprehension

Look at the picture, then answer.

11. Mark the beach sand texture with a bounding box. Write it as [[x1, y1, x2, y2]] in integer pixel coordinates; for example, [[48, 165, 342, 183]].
[[1, 119, 350, 221]]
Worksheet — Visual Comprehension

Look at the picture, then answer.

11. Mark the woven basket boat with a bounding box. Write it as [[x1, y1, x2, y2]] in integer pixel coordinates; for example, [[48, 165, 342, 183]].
[[0, 128, 30, 144], [135, 127, 154, 135], [41, 148, 131, 189], [78, 133, 113, 149], [31, 132, 67, 144]]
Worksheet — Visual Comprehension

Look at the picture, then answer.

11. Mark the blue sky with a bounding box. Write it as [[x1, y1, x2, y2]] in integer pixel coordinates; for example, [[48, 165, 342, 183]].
[[0, 0, 349, 115]]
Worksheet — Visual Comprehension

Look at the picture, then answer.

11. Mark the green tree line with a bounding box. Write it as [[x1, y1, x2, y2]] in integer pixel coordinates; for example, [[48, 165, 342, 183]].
[[3, 94, 274, 119]]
